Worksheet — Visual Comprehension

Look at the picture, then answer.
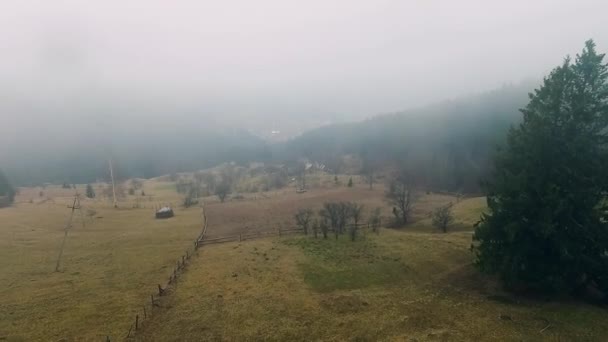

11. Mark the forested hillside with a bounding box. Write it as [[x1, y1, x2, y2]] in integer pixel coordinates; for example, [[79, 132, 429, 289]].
[[279, 82, 534, 192], [2, 129, 269, 186], [3, 82, 533, 189]]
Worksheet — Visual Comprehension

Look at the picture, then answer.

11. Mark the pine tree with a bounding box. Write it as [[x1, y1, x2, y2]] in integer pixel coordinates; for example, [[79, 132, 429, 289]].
[[473, 40, 608, 295], [347, 177, 353, 187], [85, 184, 96, 199]]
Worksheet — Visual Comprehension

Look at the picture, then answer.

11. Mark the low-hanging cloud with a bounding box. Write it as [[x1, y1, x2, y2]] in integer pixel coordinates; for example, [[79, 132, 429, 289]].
[[1, 0, 607, 159]]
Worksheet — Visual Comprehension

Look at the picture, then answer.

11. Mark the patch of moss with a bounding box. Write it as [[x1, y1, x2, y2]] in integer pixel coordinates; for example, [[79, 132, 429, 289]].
[[284, 236, 408, 292]]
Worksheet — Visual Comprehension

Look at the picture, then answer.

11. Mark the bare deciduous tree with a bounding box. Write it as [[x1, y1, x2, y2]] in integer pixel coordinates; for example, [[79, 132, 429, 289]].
[[369, 207, 382, 233], [432, 203, 454, 233], [361, 160, 374, 190], [215, 180, 231, 203], [214, 167, 236, 203], [337, 202, 352, 235], [350, 202, 364, 226], [183, 187, 199, 208], [386, 172, 414, 225], [294, 208, 314, 235], [320, 203, 340, 236], [296, 161, 307, 190], [200, 172, 217, 193], [319, 217, 329, 239], [312, 219, 319, 238], [130, 179, 143, 190]]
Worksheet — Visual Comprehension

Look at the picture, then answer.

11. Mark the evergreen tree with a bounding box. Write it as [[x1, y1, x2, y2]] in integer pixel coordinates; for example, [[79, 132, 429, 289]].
[[85, 184, 96, 199], [0, 169, 16, 207], [347, 177, 353, 187], [473, 40, 608, 295]]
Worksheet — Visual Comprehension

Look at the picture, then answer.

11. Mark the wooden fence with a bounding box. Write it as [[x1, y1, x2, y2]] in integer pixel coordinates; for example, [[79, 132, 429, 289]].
[[112, 202, 304, 341], [197, 227, 303, 246], [115, 203, 209, 340]]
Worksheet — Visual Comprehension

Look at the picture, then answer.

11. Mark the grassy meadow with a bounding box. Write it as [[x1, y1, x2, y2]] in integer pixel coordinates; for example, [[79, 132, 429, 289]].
[[3, 173, 608, 341], [136, 195, 608, 341], [0, 181, 203, 341]]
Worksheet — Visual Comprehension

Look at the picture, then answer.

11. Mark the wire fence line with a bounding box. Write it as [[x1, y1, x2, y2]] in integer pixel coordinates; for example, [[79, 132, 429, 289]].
[[112, 203, 209, 341], [108, 202, 304, 341]]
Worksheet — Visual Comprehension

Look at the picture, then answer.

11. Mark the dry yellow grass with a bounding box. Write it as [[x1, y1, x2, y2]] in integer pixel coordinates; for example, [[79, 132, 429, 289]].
[[4, 178, 608, 341], [136, 228, 608, 341], [0, 182, 202, 341], [135, 191, 608, 341]]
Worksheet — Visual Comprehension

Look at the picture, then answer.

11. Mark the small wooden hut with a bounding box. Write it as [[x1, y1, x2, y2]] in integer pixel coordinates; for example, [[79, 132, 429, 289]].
[[155, 206, 174, 219]]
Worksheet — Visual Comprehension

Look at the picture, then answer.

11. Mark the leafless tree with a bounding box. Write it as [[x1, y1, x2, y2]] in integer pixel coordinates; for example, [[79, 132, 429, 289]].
[[130, 178, 143, 190], [296, 161, 307, 190], [369, 207, 382, 233], [319, 217, 329, 239], [346, 202, 364, 241], [183, 187, 199, 208], [215, 180, 231, 203], [337, 202, 352, 234], [350, 202, 364, 226], [361, 159, 375, 190], [312, 219, 319, 238], [386, 172, 414, 225], [432, 203, 454, 233], [294, 208, 314, 235], [200, 172, 217, 193], [319, 204, 340, 239]]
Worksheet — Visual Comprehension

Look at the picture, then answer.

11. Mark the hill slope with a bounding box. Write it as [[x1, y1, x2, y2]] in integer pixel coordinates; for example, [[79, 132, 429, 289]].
[[136, 225, 608, 340], [279, 82, 534, 192]]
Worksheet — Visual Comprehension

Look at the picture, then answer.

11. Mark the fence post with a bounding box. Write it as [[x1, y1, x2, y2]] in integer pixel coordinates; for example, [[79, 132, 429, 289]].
[[135, 315, 139, 330], [158, 284, 163, 296]]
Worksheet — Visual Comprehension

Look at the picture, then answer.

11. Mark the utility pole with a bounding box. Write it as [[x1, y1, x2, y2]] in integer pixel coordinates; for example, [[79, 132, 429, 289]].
[[109, 158, 117, 208], [55, 194, 85, 272]]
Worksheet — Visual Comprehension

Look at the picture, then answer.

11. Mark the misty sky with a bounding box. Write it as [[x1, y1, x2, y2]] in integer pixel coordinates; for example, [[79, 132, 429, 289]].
[[1, 0, 607, 154]]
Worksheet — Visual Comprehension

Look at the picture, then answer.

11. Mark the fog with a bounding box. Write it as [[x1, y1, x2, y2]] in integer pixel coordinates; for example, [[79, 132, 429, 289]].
[[1, 0, 607, 168]]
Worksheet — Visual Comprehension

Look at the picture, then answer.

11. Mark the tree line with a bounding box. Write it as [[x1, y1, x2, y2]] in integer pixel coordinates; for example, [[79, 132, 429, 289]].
[[294, 202, 381, 241], [279, 82, 533, 193], [3, 79, 533, 193]]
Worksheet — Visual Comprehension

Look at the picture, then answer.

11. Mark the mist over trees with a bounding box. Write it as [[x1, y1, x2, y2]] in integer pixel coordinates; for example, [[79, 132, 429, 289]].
[[280, 82, 533, 192], [3, 80, 533, 191], [2, 128, 270, 186]]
